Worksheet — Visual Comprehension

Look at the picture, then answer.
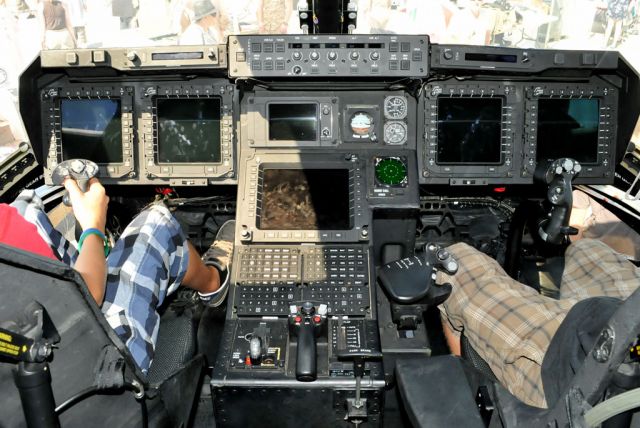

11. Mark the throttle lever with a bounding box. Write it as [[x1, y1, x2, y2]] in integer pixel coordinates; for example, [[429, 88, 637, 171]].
[[378, 242, 457, 305], [51, 159, 99, 206]]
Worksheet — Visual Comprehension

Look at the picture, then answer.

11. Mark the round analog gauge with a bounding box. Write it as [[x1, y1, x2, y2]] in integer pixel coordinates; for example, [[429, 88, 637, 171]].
[[383, 121, 408, 145], [350, 112, 374, 138], [375, 157, 408, 187], [384, 96, 408, 120]]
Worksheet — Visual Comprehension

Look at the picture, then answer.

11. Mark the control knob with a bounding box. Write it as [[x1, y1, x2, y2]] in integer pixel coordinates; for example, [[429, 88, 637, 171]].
[[350, 51, 359, 60], [126, 51, 138, 62], [292, 65, 303, 75], [327, 51, 337, 61], [369, 51, 380, 61], [310, 51, 319, 61], [292, 51, 302, 61]]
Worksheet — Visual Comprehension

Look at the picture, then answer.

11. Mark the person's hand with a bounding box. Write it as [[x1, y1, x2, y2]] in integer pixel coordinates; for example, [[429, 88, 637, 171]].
[[64, 178, 109, 232]]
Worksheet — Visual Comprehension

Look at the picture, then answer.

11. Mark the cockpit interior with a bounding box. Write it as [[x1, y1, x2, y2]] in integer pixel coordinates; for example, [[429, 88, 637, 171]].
[[1, 1, 640, 427]]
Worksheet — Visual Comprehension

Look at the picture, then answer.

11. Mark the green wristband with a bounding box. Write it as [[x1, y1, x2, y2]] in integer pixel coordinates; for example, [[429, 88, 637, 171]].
[[78, 228, 110, 257]]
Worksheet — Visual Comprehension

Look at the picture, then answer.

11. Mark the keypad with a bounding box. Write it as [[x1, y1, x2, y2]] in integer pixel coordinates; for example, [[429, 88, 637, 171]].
[[234, 246, 370, 316]]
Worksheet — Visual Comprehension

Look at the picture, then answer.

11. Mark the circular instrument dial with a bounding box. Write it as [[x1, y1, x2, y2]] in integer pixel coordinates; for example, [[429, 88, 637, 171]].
[[350, 112, 374, 137], [384, 96, 408, 120], [383, 121, 408, 145], [375, 157, 408, 187]]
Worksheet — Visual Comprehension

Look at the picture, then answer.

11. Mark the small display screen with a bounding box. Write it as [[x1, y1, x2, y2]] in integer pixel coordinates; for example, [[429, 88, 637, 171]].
[[537, 99, 600, 164], [268, 104, 318, 141], [437, 98, 503, 164], [157, 98, 221, 164], [60, 99, 123, 163], [258, 169, 351, 230]]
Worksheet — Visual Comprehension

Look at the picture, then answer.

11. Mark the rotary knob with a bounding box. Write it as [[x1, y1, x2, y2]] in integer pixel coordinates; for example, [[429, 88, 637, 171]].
[[350, 51, 359, 60], [126, 51, 138, 62], [327, 51, 337, 61], [310, 51, 319, 61], [369, 51, 380, 61], [292, 51, 302, 61]]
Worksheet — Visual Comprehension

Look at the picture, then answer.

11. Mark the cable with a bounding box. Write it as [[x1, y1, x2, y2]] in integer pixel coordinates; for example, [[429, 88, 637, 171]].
[[55, 382, 148, 428], [584, 388, 640, 427], [55, 386, 99, 415]]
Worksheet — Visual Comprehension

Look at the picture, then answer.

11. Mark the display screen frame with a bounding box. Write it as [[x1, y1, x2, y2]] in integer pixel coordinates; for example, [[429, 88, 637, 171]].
[[435, 96, 504, 166], [155, 96, 223, 165], [267, 102, 320, 142], [535, 97, 601, 165], [57, 97, 126, 165], [256, 167, 354, 231]]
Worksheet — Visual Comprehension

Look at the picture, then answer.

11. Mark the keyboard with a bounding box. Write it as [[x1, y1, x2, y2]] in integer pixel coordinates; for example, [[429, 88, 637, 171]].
[[234, 246, 370, 316]]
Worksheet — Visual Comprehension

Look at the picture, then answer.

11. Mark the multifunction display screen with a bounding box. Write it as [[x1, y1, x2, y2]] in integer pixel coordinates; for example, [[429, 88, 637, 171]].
[[258, 169, 351, 230], [268, 103, 318, 141], [60, 99, 123, 163], [436, 97, 502, 164], [537, 98, 599, 164], [157, 98, 221, 164]]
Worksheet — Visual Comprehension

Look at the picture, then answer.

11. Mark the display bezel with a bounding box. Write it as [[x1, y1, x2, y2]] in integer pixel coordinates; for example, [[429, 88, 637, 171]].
[[43, 85, 135, 183], [419, 82, 521, 185], [238, 154, 369, 243], [140, 81, 236, 183], [154, 96, 223, 165], [245, 94, 338, 148], [523, 83, 618, 184]]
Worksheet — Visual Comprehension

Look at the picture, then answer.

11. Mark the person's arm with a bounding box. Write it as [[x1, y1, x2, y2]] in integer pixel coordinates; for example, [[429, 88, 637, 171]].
[[64, 178, 109, 305], [38, 2, 46, 49], [62, 4, 77, 47]]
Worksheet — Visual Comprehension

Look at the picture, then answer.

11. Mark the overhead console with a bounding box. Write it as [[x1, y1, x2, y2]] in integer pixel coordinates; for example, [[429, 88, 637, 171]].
[[228, 34, 429, 78], [430, 44, 618, 72]]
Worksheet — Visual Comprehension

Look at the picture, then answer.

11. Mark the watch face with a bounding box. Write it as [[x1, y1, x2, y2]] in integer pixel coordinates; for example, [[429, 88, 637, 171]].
[[350, 112, 374, 138], [383, 121, 408, 145], [384, 96, 408, 120]]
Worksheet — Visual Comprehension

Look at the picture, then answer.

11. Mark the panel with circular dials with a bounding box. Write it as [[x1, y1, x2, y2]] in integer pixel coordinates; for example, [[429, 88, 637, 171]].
[[383, 121, 408, 145], [383, 96, 408, 120]]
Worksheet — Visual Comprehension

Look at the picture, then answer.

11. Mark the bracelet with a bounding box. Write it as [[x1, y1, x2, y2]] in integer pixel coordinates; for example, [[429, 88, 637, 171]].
[[78, 228, 111, 257]]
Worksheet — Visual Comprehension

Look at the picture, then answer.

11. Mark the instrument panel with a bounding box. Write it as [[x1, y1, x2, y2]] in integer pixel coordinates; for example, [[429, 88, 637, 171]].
[[32, 37, 632, 189]]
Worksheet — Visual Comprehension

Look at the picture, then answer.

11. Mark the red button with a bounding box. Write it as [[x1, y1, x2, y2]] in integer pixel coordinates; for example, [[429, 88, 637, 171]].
[[313, 315, 321, 324], [245, 355, 252, 366], [295, 315, 302, 323]]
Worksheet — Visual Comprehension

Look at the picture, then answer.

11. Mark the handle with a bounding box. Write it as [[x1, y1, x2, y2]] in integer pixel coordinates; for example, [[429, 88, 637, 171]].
[[295, 321, 317, 382]]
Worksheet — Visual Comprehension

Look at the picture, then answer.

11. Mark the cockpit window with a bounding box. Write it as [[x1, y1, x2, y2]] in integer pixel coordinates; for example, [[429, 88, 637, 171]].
[[0, 0, 639, 165]]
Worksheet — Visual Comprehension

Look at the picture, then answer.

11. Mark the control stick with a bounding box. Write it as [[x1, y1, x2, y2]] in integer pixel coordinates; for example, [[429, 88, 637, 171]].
[[51, 159, 99, 206], [289, 302, 327, 382], [535, 158, 581, 245]]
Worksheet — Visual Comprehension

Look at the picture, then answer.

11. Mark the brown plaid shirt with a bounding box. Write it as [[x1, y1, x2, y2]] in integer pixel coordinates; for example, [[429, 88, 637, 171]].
[[438, 239, 639, 408]]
